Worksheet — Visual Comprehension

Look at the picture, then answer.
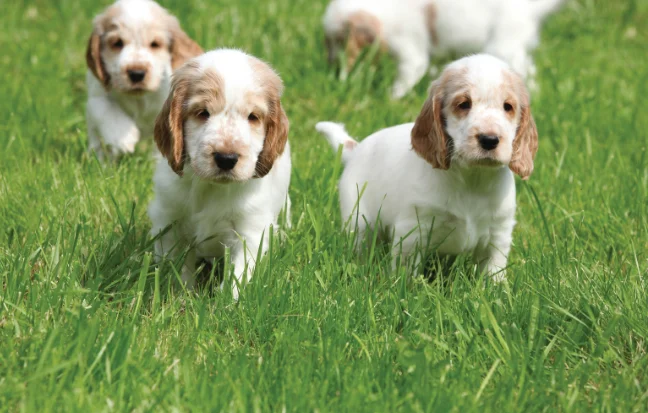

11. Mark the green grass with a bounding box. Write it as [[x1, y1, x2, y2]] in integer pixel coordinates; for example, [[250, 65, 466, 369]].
[[1, 0, 648, 411]]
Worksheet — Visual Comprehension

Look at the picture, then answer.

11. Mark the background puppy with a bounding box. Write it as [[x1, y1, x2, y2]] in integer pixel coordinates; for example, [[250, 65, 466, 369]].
[[316, 54, 538, 280], [148, 49, 291, 299], [86, 0, 202, 159], [323, 0, 564, 98]]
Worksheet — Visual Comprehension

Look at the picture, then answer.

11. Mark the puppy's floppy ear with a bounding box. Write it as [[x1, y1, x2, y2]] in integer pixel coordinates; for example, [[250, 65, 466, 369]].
[[154, 68, 191, 175], [509, 90, 538, 180], [86, 28, 110, 87], [411, 79, 451, 169], [255, 101, 289, 178], [168, 17, 203, 70]]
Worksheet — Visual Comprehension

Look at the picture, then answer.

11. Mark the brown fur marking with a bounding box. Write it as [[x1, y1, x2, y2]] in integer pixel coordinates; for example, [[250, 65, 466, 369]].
[[424, 3, 439, 46], [411, 68, 469, 169], [345, 11, 384, 69], [248, 57, 290, 178], [154, 62, 201, 175], [85, 6, 121, 88], [168, 19, 203, 70], [504, 71, 538, 179], [86, 31, 109, 87], [185, 68, 226, 117]]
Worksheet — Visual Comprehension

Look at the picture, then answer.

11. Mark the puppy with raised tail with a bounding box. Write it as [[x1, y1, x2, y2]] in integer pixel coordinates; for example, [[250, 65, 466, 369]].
[[148, 49, 291, 299], [85, 0, 202, 160], [316, 54, 538, 280]]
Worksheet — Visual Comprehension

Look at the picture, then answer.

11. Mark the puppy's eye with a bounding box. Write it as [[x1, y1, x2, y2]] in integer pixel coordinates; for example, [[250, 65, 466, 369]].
[[111, 38, 124, 50], [503, 102, 514, 112], [197, 109, 210, 120], [150, 40, 161, 49], [248, 113, 260, 123], [458, 100, 471, 110]]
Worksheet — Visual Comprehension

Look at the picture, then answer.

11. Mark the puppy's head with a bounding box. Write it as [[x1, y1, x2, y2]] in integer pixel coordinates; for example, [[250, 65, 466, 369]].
[[411, 54, 539, 179], [324, 9, 384, 69], [154, 49, 290, 182], [86, 0, 202, 94]]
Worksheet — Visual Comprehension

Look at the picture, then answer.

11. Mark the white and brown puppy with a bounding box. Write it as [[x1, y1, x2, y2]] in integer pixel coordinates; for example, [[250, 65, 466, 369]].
[[323, 0, 564, 98], [316, 54, 538, 280], [148, 49, 291, 299], [86, 0, 202, 159]]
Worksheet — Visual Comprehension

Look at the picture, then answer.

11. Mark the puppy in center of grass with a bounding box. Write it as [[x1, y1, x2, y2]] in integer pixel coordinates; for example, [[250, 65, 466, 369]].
[[316, 54, 538, 280], [86, 0, 202, 160], [148, 49, 291, 299]]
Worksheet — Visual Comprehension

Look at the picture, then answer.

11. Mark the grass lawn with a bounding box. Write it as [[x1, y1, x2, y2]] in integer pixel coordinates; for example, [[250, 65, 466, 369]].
[[1, 0, 648, 411]]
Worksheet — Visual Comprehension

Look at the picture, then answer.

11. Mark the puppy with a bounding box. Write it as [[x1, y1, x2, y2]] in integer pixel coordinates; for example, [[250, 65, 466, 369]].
[[323, 0, 564, 98], [148, 49, 291, 299], [316, 54, 538, 280], [86, 0, 202, 160]]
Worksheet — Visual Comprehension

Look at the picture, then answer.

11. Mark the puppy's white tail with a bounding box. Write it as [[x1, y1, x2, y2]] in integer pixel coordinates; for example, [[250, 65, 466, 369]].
[[529, 0, 565, 20], [315, 122, 358, 164]]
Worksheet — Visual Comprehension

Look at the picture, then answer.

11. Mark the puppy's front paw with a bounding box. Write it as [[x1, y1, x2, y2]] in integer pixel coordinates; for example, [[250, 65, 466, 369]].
[[111, 127, 140, 157], [88, 145, 107, 163], [490, 270, 507, 284]]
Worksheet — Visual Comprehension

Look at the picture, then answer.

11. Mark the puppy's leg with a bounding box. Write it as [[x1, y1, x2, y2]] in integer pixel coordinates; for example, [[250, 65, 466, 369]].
[[391, 41, 429, 99], [87, 120, 105, 162], [339, 182, 371, 252], [391, 220, 425, 272], [229, 223, 270, 300], [87, 96, 140, 159], [153, 224, 197, 290], [347, 210, 369, 253], [473, 223, 514, 283], [181, 249, 197, 290]]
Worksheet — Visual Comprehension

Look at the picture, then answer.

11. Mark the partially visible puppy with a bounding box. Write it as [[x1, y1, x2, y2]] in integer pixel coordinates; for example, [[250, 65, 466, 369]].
[[323, 0, 564, 98], [86, 0, 202, 159], [148, 49, 291, 299], [316, 55, 539, 280]]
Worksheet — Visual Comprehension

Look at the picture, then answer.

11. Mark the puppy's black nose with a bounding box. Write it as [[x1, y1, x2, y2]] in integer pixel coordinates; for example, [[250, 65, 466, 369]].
[[127, 69, 147, 83], [213, 152, 239, 171], [477, 134, 500, 151]]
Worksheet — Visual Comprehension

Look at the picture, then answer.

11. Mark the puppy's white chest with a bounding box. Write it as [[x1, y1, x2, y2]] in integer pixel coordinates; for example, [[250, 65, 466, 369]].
[[420, 205, 493, 256], [189, 201, 241, 259], [437, 213, 487, 254]]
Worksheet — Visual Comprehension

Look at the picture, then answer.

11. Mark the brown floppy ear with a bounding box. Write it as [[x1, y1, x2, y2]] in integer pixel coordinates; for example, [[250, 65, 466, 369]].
[[509, 95, 539, 180], [169, 22, 203, 70], [411, 80, 451, 169], [86, 30, 110, 87], [154, 75, 190, 175], [255, 101, 289, 178]]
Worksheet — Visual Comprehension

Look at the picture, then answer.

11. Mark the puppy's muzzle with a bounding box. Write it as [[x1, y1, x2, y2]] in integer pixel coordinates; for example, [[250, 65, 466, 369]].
[[213, 152, 239, 171], [127, 69, 147, 84], [477, 134, 500, 151]]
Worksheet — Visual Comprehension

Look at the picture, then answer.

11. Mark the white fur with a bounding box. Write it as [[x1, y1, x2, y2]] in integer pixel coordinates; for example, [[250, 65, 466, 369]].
[[86, 0, 179, 159], [316, 55, 534, 280], [323, 0, 564, 98], [148, 50, 291, 300]]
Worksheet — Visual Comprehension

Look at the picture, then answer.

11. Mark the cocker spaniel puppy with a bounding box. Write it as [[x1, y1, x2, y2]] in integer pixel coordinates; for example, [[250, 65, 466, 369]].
[[316, 54, 539, 280], [148, 49, 291, 299], [85, 0, 202, 159], [323, 0, 564, 98]]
